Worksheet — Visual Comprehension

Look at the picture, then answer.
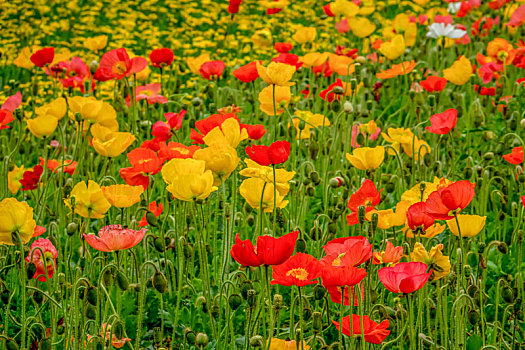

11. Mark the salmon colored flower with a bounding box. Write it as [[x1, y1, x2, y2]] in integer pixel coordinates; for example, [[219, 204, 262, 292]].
[[96, 48, 147, 81], [333, 315, 390, 344], [346, 180, 382, 225], [271, 253, 321, 286], [506, 5, 525, 26], [130, 84, 168, 105], [426, 109, 457, 134], [149, 48, 174, 68], [0, 198, 36, 245], [84, 225, 146, 252], [245, 140, 290, 166], [346, 146, 385, 170], [376, 60, 416, 79], [487, 39, 516, 64], [138, 201, 164, 227], [373, 241, 403, 265], [378, 262, 432, 293], [446, 214, 486, 238], [30, 47, 54, 67], [25, 238, 58, 282], [65, 180, 111, 219], [230, 230, 298, 266], [102, 184, 143, 208], [411, 243, 451, 280], [87, 323, 131, 349], [420, 76, 447, 92], [503, 146, 523, 164], [443, 56, 472, 85], [200, 60, 225, 80], [233, 61, 260, 83], [425, 180, 476, 220]]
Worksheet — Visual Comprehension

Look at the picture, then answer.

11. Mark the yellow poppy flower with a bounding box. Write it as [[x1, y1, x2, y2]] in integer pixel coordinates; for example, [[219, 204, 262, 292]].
[[292, 27, 316, 44], [292, 111, 330, 139], [193, 143, 239, 185], [346, 146, 385, 170], [443, 56, 472, 85], [0, 198, 36, 245], [91, 124, 136, 158], [256, 62, 295, 86], [102, 184, 144, 208], [65, 180, 111, 219], [161, 158, 217, 201], [27, 115, 59, 138], [239, 178, 288, 212], [446, 215, 486, 238], [349, 17, 376, 38], [239, 159, 295, 196], [35, 97, 67, 120], [301, 52, 329, 68], [84, 35, 108, 51], [258, 85, 291, 116], [8, 165, 27, 195], [379, 34, 405, 60], [411, 243, 451, 280], [203, 118, 248, 148]]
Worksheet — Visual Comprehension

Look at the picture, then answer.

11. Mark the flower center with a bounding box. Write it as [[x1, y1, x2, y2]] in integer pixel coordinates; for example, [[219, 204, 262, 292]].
[[113, 61, 128, 75], [286, 268, 309, 281]]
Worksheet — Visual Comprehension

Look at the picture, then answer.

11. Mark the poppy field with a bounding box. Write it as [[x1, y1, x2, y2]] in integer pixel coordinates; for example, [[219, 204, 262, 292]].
[[1, 0, 525, 349]]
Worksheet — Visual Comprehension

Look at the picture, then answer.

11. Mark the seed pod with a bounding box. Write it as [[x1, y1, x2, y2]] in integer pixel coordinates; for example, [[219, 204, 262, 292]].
[[273, 294, 283, 310], [313, 284, 327, 300], [247, 289, 257, 307], [6, 339, 19, 350], [228, 294, 242, 310], [116, 270, 129, 291], [154, 237, 165, 252], [152, 272, 168, 294], [195, 332, 209, 348], [102, 269, 114, 287], [295, 238, 307, 253], [86, 287, 97, 306], [85, 303, 97, 320]]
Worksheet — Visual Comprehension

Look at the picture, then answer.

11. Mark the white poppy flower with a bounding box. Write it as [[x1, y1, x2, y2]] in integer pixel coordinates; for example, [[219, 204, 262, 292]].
[[426, 23, 467, 39], [448, 2, 462, 14]]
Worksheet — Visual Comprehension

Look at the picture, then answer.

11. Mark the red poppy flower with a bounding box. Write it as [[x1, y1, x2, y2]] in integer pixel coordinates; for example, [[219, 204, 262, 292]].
[[96, 48, 147, 81], [322, 236, 373, 267], [39, 157, 77, 175], [406, 202, 435, 231], [32, 225, 46, 238], [30, 47, 55, 68], [200, 61, 225, 80], [84, 225, 147, 252], [336, 46, 358, 58], [271, 253, 321, 286], [228, 0, 243, 14], [503, 146, 524, 165], [120, 147, 165, 189], [471, 17, 497, 37], [378, 262, 432, 294], [0, 110, 14, 130], [320, 79, 348, 103], [232, 61, 260, 83], [20, 165, 43, 191], [313, 61, 333, 77], [346, 180, 382, 225], [272, 53, 302, 70], [327, 284, 364, 306], [149, 48, 174, 68], [230, 231, 298, 267], [333, 315, 390, 344], [151, 110, 186, 141], [425, 108, 457, 135], [474, 85, 496, 96], [321, 265, 367, 288], [245, 140, 290, 166], [521, 195, 525, 208], [158, 142, 200, 160], [506, 4, 525, 26], [425, 180, 476, 220], [25, 238, 58, 282], [420, 76, 447, 93], [323, 3, 335, 16], [242, 123, 266, 140], [274, 42, 293, 53], [138, 201, 164, 227]]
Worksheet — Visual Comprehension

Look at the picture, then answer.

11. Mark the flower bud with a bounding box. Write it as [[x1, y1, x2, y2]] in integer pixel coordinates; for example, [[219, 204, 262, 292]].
[[249, 335, 264, 348], [85, 303, 97, 320], [502, 287, 514, 303], [497, 242, 508, 254], [310, 171, 320, 184], [146, 212, 159, 227], [246, 214, 255, 226], [183, 244, 193, 259], [468, 309, 480, 325], [26, 262, 36, 280], [89, 61, 98, 75], [5, 339, 19, 350], [247, 289, 257, 307], [428, 94, 436, 107], [86, 287, 97, 306], [295, 238, 307, 253], [343, 101, 353, 114], [240, 280, 253, 300], [195, 332, 209, 348], [312, 311, 323, 332], [152, 272, 168, 293], [228, 294, 242, 310], [66, 222, 78, 236], [184, 328, 195, 343], [306, 185, 315, 197], [313, 284, 326, 300], [329, 177, 344, 188], [116, 270, 129, 291], [273, 294, 283, 310], [358, 206, 366, 225], [154, 237, 166, 252]]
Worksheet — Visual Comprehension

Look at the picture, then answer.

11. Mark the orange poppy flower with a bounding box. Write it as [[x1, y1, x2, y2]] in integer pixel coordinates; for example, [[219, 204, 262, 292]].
[[376, 60, 416, 79]]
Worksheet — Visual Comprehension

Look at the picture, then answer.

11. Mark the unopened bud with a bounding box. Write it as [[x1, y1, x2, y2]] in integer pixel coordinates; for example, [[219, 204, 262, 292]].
[[66, 222, 78, 236], [152, 272, 168, 293], [89, 61, 98, 75], [195, 333, 209, 348], [228, 294, 242, 310], [358, 206, 366, 224], [343, 101, 353, 114], [295, 238, 306, 253], [116, 270, 129, 291], [249, 335, 264, 348], [273, 294, 283, 309]]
